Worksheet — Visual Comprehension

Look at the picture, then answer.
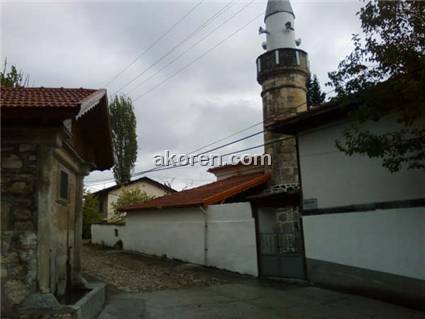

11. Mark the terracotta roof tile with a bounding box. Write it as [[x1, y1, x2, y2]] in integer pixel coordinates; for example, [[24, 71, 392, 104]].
[[0, 87, 97, 108], [122, 172, 270, 211]]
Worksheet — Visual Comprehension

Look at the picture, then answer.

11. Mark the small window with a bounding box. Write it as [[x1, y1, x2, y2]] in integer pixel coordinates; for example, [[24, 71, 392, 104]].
[[59, 170, 69, 201]]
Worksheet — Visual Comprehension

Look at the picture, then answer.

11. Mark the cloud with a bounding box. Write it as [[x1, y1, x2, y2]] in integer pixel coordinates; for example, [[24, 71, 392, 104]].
[[1, 0, 362, 190]]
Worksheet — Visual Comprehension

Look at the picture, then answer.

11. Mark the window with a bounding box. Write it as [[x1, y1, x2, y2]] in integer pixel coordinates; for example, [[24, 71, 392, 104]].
[[59, 170, 69, 201]]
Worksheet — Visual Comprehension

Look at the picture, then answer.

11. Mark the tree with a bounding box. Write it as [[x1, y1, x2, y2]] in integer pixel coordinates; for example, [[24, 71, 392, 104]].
[[111, 187, 154, 215], [328, 0, 425, 172], [82, 191, 101, 239], [0, 59, 29, 87], [110, 95, 138, 184], [307, 74, 326, 107]]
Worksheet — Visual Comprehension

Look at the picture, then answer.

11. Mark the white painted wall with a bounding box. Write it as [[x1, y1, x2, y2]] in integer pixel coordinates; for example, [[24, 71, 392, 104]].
[[91, 224, 124, 247], [123, 208, 205, 265], [298, 118, 425, 209], [303, 207, 425, 280], [207, 203, 258, 276], [91, 203, 258, 276]]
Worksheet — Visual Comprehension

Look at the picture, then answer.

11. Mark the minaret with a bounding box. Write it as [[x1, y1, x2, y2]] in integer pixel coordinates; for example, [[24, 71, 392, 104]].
[[257, 0, 310, 186]]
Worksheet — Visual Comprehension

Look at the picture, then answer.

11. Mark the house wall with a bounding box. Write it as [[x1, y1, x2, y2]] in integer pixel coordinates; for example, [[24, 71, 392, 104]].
[[1, 142, 39, 315], [105, 181, 170, 218], [91, 202, 258, 276], [1, 127, 88, 317], [298, 119, 425, 209], [47, 147, 81, 299], [303, 208, 425, 280], [303, 207, 425, 309], [296, 118, 425, 308]]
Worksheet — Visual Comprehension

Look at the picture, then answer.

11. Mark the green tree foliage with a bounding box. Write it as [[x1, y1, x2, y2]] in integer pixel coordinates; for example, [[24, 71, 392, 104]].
[[0, 59, 29, 87], [111, 187, 154, 215], [307, 74, 326, 107], [110, 95, 138, 185], [328, 0, 425, 172], [82, 191, 101, 239]]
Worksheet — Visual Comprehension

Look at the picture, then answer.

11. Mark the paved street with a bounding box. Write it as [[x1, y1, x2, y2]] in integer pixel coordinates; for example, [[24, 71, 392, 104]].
[[83, 245, 424, 319], [98, 283, 425, 319]]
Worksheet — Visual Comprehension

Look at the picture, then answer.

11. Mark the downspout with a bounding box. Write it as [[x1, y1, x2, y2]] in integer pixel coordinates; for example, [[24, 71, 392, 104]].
[[200, 206, 208, 266]]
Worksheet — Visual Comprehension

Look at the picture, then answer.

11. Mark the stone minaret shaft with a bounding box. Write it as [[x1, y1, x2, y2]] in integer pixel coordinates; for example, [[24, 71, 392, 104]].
[[257, 0, 310, 186]]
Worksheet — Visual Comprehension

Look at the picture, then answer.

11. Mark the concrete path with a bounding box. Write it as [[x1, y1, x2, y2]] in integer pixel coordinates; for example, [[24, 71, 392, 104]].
[[98, 283, 425, 319]]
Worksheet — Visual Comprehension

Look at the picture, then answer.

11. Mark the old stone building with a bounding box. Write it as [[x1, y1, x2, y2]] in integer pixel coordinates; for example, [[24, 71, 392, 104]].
[[253, 0, 310, 279], [257, 0, 310, 185], [1, 87, 114, 317]]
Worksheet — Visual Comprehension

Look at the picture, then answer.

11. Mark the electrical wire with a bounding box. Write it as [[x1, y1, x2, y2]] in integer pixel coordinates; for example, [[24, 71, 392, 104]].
[[103, 0, 204, 88], [132, 11, 263, 102], [125, 0, 256, 96], [113, 1, 235, 95]]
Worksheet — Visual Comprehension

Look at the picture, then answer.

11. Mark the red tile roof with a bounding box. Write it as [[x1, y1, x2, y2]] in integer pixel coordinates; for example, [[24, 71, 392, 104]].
[[0, 87, 97, 108], [121, 173, 270, 211]]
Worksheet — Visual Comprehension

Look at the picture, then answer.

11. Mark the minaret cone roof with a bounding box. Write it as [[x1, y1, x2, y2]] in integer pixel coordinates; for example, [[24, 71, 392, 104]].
[[265, 0, 295, 20]]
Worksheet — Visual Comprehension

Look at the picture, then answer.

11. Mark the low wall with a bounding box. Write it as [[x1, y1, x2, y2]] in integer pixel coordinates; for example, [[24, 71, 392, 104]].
[[303, 207, 425, 309], [207, 203, 258, 276], [91, 224, 124, 247], [91, 203, 258, 276], [123, 208, 205, 265]]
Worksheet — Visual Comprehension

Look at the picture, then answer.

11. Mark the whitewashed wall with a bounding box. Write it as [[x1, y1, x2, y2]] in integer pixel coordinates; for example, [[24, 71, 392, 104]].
[[207, 203, 258, 276], [91, 203, 258, 276], [298, 118, 425, 209], [303, 207, 425, 280], [123, 208, 205, 264], [91, 224, 124, 247]]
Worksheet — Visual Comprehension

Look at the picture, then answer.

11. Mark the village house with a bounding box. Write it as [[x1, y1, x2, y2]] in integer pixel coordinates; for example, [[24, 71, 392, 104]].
[[267, 101, 425, 309], [93, 176, 175, 219], [1, 87, 114, 318], [91, 0, 310, 281], [92, 162, 271, 276]]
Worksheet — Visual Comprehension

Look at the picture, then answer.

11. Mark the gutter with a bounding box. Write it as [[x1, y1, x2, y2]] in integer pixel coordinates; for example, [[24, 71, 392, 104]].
[[199, 206, 208, 266]]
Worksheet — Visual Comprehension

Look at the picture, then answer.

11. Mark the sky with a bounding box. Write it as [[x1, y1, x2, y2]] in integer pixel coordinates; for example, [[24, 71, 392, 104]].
[[1, 0, 362, 191]]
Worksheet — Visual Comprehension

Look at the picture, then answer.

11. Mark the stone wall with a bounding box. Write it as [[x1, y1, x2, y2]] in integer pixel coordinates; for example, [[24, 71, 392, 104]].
[[1, 142, 39, 316]]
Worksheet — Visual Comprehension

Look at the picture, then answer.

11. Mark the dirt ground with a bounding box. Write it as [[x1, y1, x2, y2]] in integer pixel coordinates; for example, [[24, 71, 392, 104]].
[[81, 244, 239, 293]]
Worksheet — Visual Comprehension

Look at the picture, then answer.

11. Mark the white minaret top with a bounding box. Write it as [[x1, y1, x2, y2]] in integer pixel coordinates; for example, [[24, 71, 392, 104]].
[[259, 0, 301, 51]]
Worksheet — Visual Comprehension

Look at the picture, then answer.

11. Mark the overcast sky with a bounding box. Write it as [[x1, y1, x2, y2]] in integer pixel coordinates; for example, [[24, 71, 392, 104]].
[[1, 0, 362, 191]]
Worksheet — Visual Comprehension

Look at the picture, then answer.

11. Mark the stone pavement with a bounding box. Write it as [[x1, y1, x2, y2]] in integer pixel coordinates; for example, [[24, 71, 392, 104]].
[[97, 283, 425, 319]]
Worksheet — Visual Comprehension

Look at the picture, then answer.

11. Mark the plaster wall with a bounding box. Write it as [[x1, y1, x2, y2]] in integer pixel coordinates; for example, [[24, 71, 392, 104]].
[[206, 203, 258, 276], [91, 224, 124, 247], [91, 203, 258, 276], [298, 119, 425, 209], [121, 208, 204, 265], [303, 207, 425, 280]]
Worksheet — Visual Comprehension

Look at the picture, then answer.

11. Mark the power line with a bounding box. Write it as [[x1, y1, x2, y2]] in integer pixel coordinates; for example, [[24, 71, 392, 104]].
[[113, 1, 235, 95], [131, 135, 290, 176], [126, 0, 256, 96], [103, 1, 204, 88], [132, 11, 263, 102], [186, 121, 263, 155], [85, 130, 263, 185], [86, 90, 335, 186]]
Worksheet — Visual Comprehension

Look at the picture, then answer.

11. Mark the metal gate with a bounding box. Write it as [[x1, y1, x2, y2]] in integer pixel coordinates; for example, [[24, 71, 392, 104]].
[[259, 208, 305, 279]]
